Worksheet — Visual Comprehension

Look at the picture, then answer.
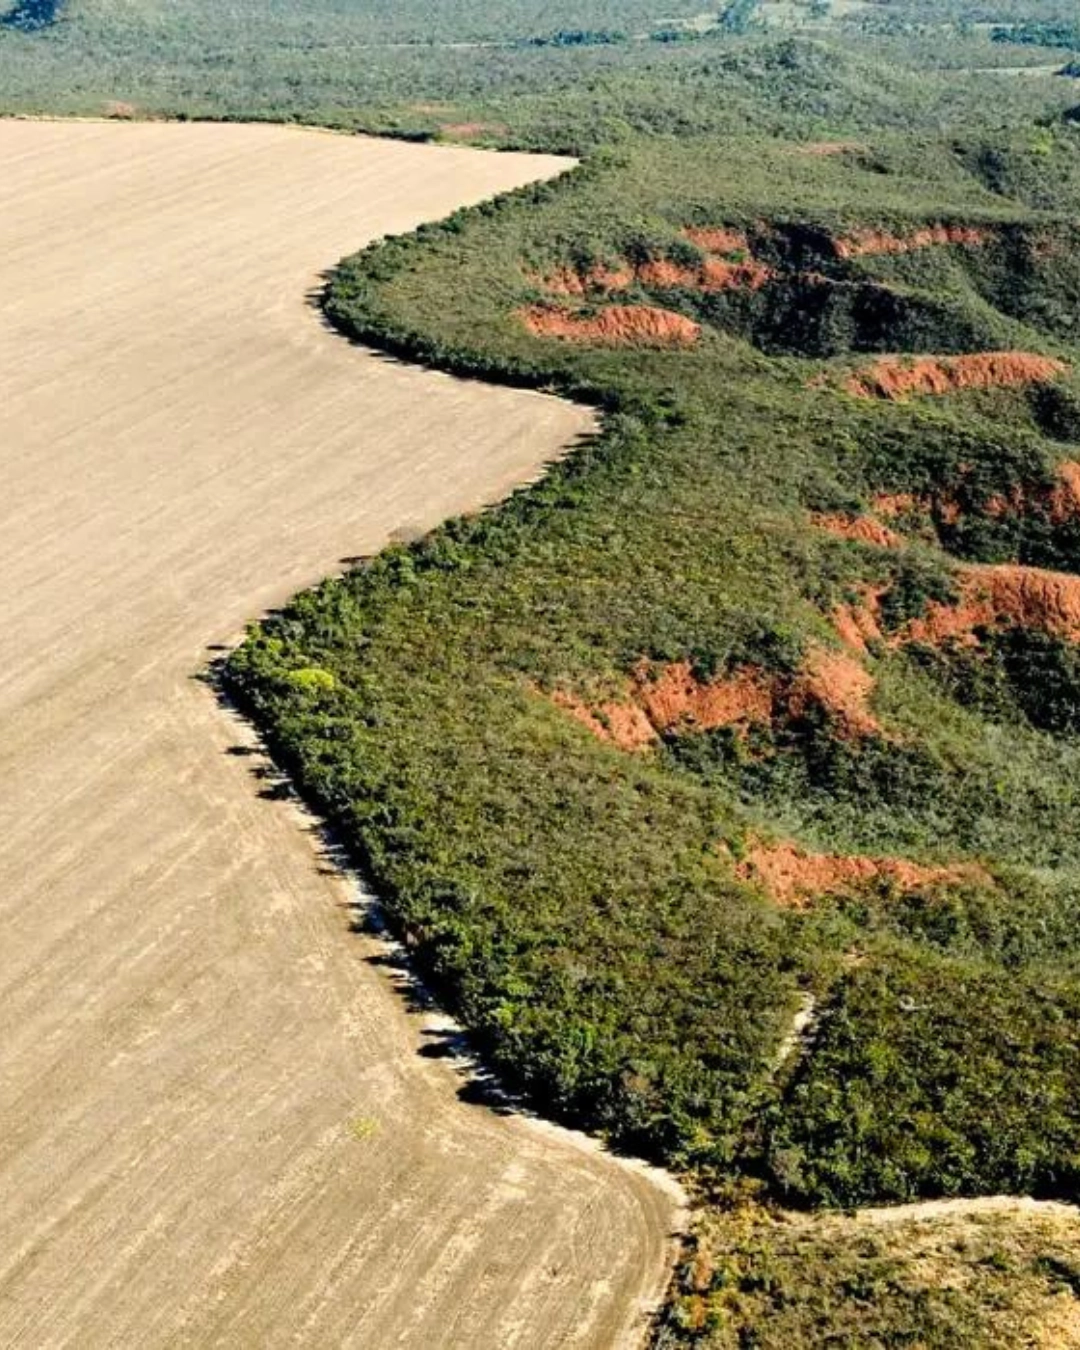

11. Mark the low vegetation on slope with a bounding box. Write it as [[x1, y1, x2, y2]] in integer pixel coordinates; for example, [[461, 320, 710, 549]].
[[2, 0, 1079, 151], [226, 123, 1080, 1215], [656, 1201, 1080, 1346]]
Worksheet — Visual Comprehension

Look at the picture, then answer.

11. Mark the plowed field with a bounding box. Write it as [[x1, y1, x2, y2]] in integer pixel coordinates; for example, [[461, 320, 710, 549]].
[[0, 121, 680, 1348]]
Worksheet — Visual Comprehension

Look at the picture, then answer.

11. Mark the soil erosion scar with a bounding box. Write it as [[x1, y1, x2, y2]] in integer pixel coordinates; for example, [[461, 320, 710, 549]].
[[0, 121, 680, 1349]]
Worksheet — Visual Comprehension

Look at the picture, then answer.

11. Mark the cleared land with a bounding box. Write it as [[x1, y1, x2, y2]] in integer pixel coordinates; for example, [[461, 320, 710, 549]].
[[0, 121, 680, 1348]]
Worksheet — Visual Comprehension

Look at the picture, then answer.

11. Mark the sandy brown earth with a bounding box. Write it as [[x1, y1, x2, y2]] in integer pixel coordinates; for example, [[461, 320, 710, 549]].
[[0, 121, 682, 1348]]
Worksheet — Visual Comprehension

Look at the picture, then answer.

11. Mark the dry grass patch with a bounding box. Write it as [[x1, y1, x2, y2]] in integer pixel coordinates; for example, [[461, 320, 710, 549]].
[[661, 1202, 1080, 1348]]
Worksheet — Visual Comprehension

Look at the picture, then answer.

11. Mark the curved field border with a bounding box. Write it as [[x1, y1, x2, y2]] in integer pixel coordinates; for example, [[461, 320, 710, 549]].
[[225, 118, 1080, 1238], [0, 119, 683, 1349]]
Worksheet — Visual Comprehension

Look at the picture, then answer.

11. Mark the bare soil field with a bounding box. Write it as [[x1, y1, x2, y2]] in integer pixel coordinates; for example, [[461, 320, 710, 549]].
[[0, 121, 681, 1348]]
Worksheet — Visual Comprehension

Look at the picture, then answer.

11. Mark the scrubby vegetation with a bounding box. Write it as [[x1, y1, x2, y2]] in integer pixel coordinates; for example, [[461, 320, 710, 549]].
[[656, 1202, 1080, 1346], [225, 116, 1080, 1222], [1, 0, 1079, 152], [992, 20, 1080, 50]]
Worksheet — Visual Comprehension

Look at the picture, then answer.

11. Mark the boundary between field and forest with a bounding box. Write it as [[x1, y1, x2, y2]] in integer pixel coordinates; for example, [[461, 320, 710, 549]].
[[20, 104, 1080, 1338], [212, 133, 698, 1342], [216, 142, 1080, 1341]]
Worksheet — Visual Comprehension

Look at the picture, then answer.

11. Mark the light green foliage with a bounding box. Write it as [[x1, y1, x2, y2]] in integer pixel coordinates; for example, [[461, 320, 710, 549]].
[[284, 666, 337, 694]]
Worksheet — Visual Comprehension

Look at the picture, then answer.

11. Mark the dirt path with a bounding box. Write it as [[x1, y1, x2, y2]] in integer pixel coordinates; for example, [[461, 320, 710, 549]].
[[850, 1196, 1080, 1225], [0, 121, 682, 1348]]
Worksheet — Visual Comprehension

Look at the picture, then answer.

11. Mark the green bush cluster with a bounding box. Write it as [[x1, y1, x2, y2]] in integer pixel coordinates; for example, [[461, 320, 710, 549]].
[[765, 953, 1080, 1206]]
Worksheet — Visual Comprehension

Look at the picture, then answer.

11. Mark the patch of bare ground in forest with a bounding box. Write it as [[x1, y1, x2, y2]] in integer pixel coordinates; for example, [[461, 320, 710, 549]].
[[550, 645, 884, 750], [536, 262, 635, 295], [850, 462, 1080, 536], [681, 226, 754, 254], [735, 838, 990, 906], [905, 563, 1080, 645], [635, 255, 773, 292], [844, 351, 1068, 400], [811, 511, 902, 548], [833, 222, 989, 258], [533, 256, 769, 300], [520, 302, 701, 346], [788, 646, 882, 736], [825, 556, 1080, 658], [550, 662, 775, 749], [872, 491, 921, 517], [829, 584, 891, 655], [531, 227, 772, 301]]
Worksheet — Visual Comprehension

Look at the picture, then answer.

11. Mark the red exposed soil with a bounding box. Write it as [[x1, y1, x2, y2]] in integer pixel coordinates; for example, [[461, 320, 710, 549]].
[[871, 492, 919, 518], [551, 690, 657, 750], [701, 257, 773, 291], [539, 264, 634, 296], [903, 595, 987, 648], [833, 223, 988, 259], [905, 564, 1080, 647], [831, 584, 888, 656], [636, 661, 776, 732], [812, 512, 902, 548], [636, 256, 773, 293], [831, 602, 884, 655], [519, 304, 701, 347], [681, 226, 752, 256], [532, 230, 770, 303], [553, 644, 887, 750], [859, 463, 1080, 540], [736, 838, 990, 907], [554, 642, 888, 751], [634, 259, 699, 289], [845, 352, 1067, 400], [789, 645, 882, 737], [825, 560, 1080, 655], [550, 663, 776, 751], [975, 466, 1080, 526]]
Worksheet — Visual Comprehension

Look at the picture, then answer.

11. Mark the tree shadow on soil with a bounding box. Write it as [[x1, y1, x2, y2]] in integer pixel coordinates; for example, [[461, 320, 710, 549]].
[[190, 313, 625, 1148], [198, 656, 524, 1119]]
